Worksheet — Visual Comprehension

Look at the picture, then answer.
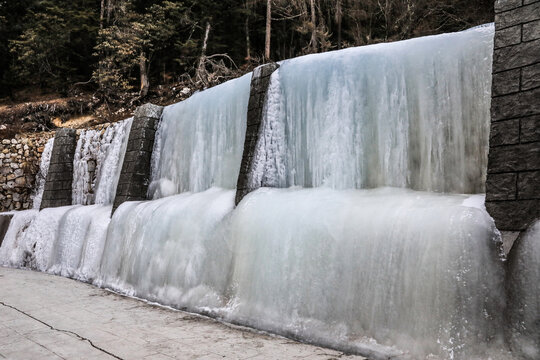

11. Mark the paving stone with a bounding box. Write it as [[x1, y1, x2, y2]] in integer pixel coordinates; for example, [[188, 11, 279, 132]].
[[0, 267, 364, 360]]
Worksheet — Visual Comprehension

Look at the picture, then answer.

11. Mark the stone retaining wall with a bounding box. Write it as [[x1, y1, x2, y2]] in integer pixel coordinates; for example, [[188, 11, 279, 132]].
[[112, 104, 163, 213], [40, 129, 77, 209], [235, 63, 280, 205], [486, 0, 540, 234], [0, 132, 54, 211]]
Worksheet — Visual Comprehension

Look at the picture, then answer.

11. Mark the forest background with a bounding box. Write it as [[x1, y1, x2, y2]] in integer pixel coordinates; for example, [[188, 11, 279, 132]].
[[0, 0, 494, 135]]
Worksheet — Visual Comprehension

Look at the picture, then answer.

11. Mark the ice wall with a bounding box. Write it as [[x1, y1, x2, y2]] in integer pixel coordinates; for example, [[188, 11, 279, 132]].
[[32, 138, 54, 209], [0, 209, 38, 266], [72, 118, 132, 205], [149, 74, 251, 198], [251, 25, 493, 193], [506, 221, 540, 359], [98, 188, 235, 308], [96, 187, 506, 359]]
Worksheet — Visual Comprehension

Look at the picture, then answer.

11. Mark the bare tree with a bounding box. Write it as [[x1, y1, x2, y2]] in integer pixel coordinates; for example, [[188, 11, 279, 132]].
[[265, 0, 272, 61], [100, 0, 105, 29], [196, 22, 212, 85], [244, 0, 251, 60], [309, 0, 317, 52], [335, 0, 342, 49], [139, 52, 149, 97]]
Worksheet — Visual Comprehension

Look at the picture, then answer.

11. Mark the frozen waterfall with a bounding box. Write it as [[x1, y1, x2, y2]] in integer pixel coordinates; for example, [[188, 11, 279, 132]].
[[149, 74, 251, 198], [250, 24, 493, 193], [2, 23, 536, 360], [72, 118, 132, 205]]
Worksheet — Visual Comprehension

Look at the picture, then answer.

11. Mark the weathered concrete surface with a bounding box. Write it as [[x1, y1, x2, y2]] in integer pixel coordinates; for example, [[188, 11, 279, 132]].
[[0, 267, 364, 360]]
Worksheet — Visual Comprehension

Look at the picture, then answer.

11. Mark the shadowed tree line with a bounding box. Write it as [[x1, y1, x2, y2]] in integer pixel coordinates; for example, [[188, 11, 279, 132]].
[[0, 0, 493, 103]]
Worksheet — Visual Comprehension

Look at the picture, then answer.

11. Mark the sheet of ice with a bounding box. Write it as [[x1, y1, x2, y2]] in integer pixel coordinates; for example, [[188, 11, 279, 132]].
[[48, 205, 112, 281], [251, 25, 494, 194], [225, 187, 505, 359], [72, 118, 132, 205], [95, 186, 505, 359], [0, 209, 38, 266], [0, 206, 75, 270], [149, 74, 251, 198], [32, 138, 54, 209], [98, 188, 235, 310], [93, 119, 133, 205], [462, 194, 486, 210], [506, 220, 540, 359]]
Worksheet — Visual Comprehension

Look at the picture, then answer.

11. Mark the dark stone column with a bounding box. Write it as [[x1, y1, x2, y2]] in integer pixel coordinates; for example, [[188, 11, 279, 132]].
[[40, 128, 77, 209], [235, 63, 280, 205], [112, 103, 163, 213], [486, 0, 540, 238], [0, 213, 13, 247]]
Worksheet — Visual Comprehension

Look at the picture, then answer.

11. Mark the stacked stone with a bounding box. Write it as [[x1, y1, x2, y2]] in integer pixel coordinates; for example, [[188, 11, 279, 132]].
[[0, 133, 54, 211], [235, 63, 280, 205], [112, 103, 163, 213], [40, 129, 77, 209], [486, 0, 540, 233]]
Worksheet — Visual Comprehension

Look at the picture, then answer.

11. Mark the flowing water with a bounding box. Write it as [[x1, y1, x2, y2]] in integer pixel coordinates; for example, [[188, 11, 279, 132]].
[[0, 24, 537, 359]]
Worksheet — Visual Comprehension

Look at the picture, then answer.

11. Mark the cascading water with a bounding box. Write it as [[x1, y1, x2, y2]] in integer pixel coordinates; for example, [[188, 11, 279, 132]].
[[0, 24, 536, 359], [72, 118, 132, 205], [149, 74, 251, 198], [31, 137, 54, 209]]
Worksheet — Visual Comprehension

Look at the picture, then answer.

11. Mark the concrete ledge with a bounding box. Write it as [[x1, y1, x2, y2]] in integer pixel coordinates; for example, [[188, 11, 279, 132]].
[[112, 103, 164, 213], [235, 63, 280, 205], [40, 128, 77, 209]]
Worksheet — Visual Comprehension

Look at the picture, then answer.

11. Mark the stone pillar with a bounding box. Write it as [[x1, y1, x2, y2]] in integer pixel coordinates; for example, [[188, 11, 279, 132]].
[[486, 0, 540, 242], [235, 63, 280, 205], [112, 103, 163, 213], [0, 213, 13, 247], [40, 128, 77, 209]]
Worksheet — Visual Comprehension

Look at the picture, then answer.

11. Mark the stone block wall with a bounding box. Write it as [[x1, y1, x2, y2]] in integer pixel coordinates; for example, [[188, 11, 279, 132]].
[[40, 128, 77, 209], [235, 63, 280, 205], [113, 103, 163, 213], [486, 0, 540, 232], [0, 132, 54, 211]]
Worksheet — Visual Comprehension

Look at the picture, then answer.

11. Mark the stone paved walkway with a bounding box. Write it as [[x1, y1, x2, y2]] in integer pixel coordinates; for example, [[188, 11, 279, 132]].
[[0, 267, 364, 360]]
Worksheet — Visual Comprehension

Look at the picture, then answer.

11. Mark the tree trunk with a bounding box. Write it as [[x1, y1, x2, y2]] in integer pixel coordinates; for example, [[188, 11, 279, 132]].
[[309, 0, 317, 53], [100, 0, 105, 29], [196, 22, 211, 85], [244, 1, 251, 61], [265, 0, 271, 61], [245, 16, 251, 60], [106, 0, 112, 24], [336, 0, 342, 49], [139, 52, 149, 98]]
